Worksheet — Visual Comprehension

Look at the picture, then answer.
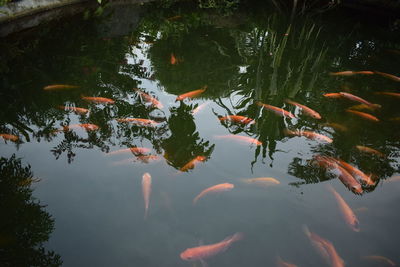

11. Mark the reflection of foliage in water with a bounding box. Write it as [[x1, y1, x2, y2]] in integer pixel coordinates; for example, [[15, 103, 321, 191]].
[[0, 155, 62, 266]]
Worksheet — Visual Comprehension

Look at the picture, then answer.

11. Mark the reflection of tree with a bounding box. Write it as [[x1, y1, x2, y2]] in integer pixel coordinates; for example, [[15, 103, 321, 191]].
[[0, 155, 62, 266]]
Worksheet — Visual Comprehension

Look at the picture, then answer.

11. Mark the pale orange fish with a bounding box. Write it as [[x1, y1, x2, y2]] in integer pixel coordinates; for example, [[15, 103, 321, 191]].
[[176, 86, 207, 101], [170, 53, 178, 65], [192, 102, 209, 115], [374, 91, 400, 98], [0, 133, 19, 142], [332, 158, 375, 186], [256, 101, 296, 118], [323, 122, 348, 132], [387, 176, 400, 183], [346, 109, 379, 122], [106, 147, 151, 156], [43, 84, 79, 90], [58, 105, 89, 115], [215, 135, 262, 146], [329, 70, 373, 76], [133, 88, 164, 109], [374, 71, 400, 82], [285, 99, 321, 119], [328, 185, 360, 232], [356, 145, 385, 157], [81, 96, 115, 104], [389, 117, 400, 122], [180, 156, 207, 172], [219, 115, 254, 124], [193, 183, 234, 204], [62, 123, 99, 131], [284, 129, 333, 143], [142, 172, 152, 219], [339, 92, 380, 108], [116, 118, 158, 127], [180, 232, 243, 263], [241, 177, 280, 187], [362, 255, 396, 266], [276, 256, 298, 267], [348, 104, 379, 112], [166, 15, 182, 21], [303, 225, 345, 267], [324, 93, 342, 98], [136, 155, 160, 163]]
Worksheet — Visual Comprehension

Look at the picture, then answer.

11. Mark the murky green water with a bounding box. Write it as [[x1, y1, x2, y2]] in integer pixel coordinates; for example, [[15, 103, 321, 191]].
[[1, 2, 400, 266]]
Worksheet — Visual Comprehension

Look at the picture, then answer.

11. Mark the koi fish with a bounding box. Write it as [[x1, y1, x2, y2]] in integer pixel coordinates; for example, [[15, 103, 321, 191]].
[[333, 158, 375, 186], [176, 86, 207, 101], [328, 185, 360, 232], [81, 96, 115, 104], [136, 155, 160, 163], [346, 109, 379, 122], [192, 102, 209, 115], [356, 145, 385, 157], [180, 232, 243, 264], [43, 84, 79, 90], [116, 118, 158, 127], [284, 129, 333, 143], [303, 225, 345, 267], [374, 71, 400, 82], [142, 172, 152, 219], [241, 177, 280, 187], [256, 102, 296, 118], [170, 53, 178, 65], [106, 147, 151, 156], [285, 99, 321, 119], [62, 123, 99, 131], [277, 256, 298, 267], [348, 104, 379, 112], [180, 156, 207, 172], [219, 115, 254, 124], [374, 91, 400, 98], [329, 71, 373, 76], [133, 88, 164, 109], [58, 105, 89, 115], [339, 92, 380, 108], [193, 183, 234, 204], [0, 133, 19, 142], [215, 135, 262, 146], [166, 15, 182, 21], [387, 176, 400, 183], [362, 255, 396, 266], [322, 122, 348, 132], [323, 93, 342, 98]]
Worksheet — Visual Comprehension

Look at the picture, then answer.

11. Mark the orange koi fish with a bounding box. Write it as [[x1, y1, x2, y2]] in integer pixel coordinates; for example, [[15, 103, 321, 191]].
[[339, 92, 380, 108], [133, 88, 164, 109], [180, 156, 207, 172], [166, 15, 182, 21], [322, 122, 348, 132], [136, 155, 160, 163], [58, 106, 89, 115], [63, 123, 99, 131], [374, 71, 400, 82], [81, 96, 115, 104], [328, 185, 360, 232], [323, 93, 342, 98], [329, 70, 373, 76], [362, 255, 396, 266], [284, 129, 333, 143], [142, 172, 152, 219], [193, 183, 234, 204], [106, 147, 151, 156], [348, 104, 379, 112], [256, 102, 296, 118], [0, 133, 19, 142], [356, 145, 385, 157], [303, 225, 345, 267], [219, 115, 254, 124], [180, 232, 243, 264], [215, 135, 262, 146], [116, 118, 158, 127], [374, 91, 400, 98], [170, 53, 178, 65], [285, 99, 321, 119], [346, 109, 379, 122], [192, 102, 209, 115], [333, 158, 375, 186], [43, 84, 79, 90], [241, 177, 280, 187], [176, 86, 207, 101], [277, 256, 298, 267]]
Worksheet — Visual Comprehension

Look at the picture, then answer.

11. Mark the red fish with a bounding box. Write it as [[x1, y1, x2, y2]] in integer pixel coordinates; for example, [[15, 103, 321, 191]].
[[356, 145, 385, 157], [374, 71, 400, 82], [322, 122, 348, 132], [142, 172, 152, 219], [166, 15, 182, 21], [192, 102, 209, 115], [180, 156, 207, 172], [333, 158, 375, 186], [81, 96, 115, 104], [256, 102, 296, 118], [0, 133, 19, 142], [329, 71, 373, 76], [176, 86, 207, 101], [284, 129, 333, 143], [339, 92, 380, 108], [116, 118, 158, 127], [180, 232, 243, 264], [136, 155, 160, 163], [106, 147, 151, 156], [219, 115, 254, 125], [215, 135, 262, 146], [58, 106, 89, 115], [133, 88, 164, 108], [193, 183, 234, 204], [346, 109, 379, 122], [285, 99, 321, 119], [362, 255, 396, 266], [348, 104, 380, 112], [170, 53, 178, 65], [374, 91, 400, 98], [328, 185, 360, 232], [241, 177, 280, 187], [323, 93, 342, 98], [62, 123, 99, 131], [43, 84, 79, 90]]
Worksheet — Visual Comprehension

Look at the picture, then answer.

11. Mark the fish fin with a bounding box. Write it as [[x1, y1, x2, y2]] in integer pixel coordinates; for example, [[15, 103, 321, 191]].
[[198, 239, 204, 246], [200, 259, 208, 267], [302, 224, 311, 238]]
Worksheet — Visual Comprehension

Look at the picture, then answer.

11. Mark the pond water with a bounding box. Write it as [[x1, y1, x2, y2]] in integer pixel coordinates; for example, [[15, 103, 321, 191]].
[[0, 1, 399, 266]]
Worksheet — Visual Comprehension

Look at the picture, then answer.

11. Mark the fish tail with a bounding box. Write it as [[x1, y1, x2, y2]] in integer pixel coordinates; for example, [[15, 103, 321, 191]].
[[302, 224, 311, 238], [144, 207, 148, 220], [229, 232, 244, 244]]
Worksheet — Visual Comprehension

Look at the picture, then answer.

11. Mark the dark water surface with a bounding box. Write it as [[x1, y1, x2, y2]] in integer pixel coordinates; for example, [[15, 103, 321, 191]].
[[1, 2, 400, 266]]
